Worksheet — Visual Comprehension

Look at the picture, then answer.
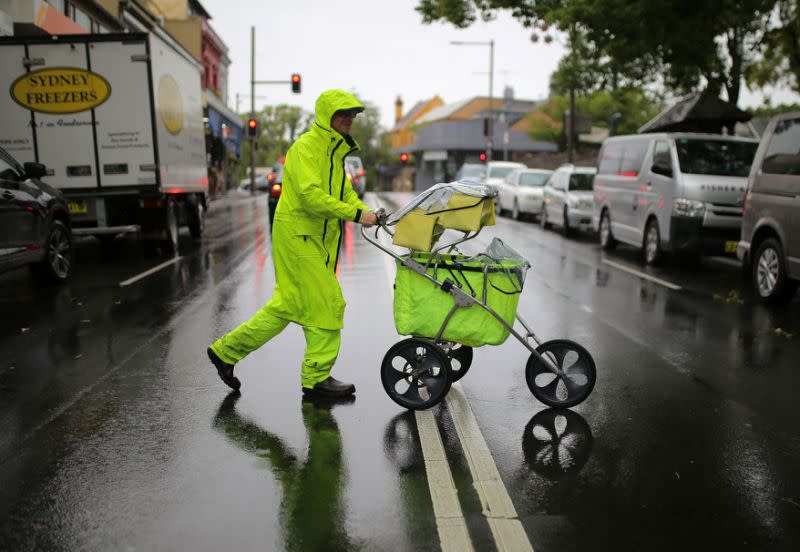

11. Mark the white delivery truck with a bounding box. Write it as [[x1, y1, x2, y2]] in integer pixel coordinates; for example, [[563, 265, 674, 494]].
[[0, 31, 208, 252]]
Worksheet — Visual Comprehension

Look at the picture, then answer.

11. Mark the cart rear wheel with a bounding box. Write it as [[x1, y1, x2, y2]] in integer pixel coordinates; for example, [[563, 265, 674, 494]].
[[525, 340, 596, 408], [444, 343, 472, 382], [381, 338, 452, 410]]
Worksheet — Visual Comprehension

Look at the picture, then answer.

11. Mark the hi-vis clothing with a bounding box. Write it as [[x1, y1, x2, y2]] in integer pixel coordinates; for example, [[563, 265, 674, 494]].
[[210, 90, 369, 388]]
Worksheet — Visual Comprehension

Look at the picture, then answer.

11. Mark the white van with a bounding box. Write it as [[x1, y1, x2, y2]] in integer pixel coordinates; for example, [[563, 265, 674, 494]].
[[593, 133, 758, 264]]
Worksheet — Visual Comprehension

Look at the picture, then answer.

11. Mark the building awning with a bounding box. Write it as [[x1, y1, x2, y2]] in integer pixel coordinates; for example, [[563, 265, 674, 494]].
[[205, 91, 243, 156]]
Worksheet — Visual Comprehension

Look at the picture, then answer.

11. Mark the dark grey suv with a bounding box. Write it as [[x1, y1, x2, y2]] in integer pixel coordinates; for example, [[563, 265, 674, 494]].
[[737, 111, 800, 304], [0, 147, 72, 283]]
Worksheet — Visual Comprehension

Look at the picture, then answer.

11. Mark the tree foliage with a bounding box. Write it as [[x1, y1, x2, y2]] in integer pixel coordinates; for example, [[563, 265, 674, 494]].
[[746, 0, 800, 94], [527, 89, 664, 145], [416, 0, 781, 105]]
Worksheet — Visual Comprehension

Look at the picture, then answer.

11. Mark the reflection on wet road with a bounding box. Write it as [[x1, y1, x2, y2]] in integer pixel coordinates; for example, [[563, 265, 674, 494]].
[[0, 192, 798, 551]]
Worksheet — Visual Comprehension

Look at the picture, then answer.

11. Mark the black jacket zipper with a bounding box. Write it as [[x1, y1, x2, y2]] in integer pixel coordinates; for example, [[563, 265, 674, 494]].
[[322, 139, 343, 267]]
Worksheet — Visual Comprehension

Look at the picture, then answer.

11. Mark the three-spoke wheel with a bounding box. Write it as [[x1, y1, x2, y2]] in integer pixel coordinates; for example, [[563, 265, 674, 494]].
[[381, 338, 452, 410], [525, 339, 596, 408]]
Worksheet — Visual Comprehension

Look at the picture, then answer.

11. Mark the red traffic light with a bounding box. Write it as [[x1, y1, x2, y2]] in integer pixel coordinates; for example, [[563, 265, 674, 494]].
[[246, 117, 258, 138], [291, 73, 301, 93], [400, 153, 409, 163], [479, 152, 487, 161]]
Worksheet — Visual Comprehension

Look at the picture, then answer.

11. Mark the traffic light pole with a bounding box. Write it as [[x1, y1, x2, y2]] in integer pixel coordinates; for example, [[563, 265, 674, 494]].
[[248, 26, 300, 196], [250, 26, 256, 196]]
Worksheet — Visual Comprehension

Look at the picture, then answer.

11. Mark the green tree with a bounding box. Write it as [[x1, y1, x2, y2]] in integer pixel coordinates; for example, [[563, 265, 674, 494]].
[[528, 89, 664, 146], [239, 104, 314, 179], [746, 0, 800, 94], [416, 0, 778, 106], [348, 97, 391, 189]]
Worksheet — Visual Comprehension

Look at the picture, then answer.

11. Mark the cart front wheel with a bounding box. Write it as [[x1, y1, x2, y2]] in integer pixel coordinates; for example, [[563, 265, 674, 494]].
[[444, 343, 472, 382], [525, 339, 596, 408], [381, 338, 452, 410]]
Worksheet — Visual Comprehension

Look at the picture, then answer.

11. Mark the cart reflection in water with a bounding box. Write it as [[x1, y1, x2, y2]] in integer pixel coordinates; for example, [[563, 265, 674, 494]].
[[364, 182, 598, 410]]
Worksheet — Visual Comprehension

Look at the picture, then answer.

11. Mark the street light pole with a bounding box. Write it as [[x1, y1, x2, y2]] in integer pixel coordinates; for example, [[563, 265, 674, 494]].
[[250, 26, 256, 196], [451, 39, 495, 162]]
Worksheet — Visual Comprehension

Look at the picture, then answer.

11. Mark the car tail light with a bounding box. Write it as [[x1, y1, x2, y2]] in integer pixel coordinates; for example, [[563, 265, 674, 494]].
[[357, 169, 365, 176], [271, 183, 281, 197], [268, 173, 276, 182]]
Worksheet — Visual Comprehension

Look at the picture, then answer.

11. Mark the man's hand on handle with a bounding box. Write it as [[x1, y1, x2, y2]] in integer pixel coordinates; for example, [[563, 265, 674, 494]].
[[360, 211, 379, 227]]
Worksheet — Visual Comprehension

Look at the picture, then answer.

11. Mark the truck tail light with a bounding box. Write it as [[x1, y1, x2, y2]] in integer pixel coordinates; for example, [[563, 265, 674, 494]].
[[141, 198, 164, 209]]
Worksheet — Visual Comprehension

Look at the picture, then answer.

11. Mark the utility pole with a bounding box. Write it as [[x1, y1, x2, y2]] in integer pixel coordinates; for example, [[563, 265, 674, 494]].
[[488, 38, 494, 163], [249, 26, 256, 196]]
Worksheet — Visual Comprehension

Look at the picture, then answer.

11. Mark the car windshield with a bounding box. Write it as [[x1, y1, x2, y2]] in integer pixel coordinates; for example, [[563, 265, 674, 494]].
[[569, 173, 594, 191], [461, 165, 485, 178], [675, 138, 758, 177], [489, 166, 518, 179], [519, 172, 550, 187]]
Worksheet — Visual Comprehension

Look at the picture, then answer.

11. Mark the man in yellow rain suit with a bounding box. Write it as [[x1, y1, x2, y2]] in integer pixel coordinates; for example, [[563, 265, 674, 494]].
[[207, 89, 377, 397]]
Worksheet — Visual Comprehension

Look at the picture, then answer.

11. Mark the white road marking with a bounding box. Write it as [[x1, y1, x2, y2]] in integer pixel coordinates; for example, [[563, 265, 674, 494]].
[[371, 198, 532, 551], [601, 258, 682, 290], [416, 409, 474, 552], [446, 385, 534, 552], [119, 256, 182, 287]]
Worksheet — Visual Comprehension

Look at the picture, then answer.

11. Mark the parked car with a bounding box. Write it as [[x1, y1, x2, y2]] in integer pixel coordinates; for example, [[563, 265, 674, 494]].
[[239, 174, 270, 192], [344, 156, 366, 198], [737, 111, 800, 304], [456, 162, 485, 181], [266, 159, 284, 226], [593, 133, 758, 264], [495, 168, 553, 220], [0, 146, 73, 282], [541, 164, 596, 235], [482, 161, 526, 193]]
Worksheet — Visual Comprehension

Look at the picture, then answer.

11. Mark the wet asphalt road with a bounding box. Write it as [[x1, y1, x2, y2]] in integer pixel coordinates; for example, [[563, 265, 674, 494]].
[[1, 191, 799, 551]]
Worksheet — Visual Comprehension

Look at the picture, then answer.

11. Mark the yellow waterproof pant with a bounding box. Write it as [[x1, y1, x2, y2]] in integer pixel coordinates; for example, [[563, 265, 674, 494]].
[[210, 306, 341, 389]]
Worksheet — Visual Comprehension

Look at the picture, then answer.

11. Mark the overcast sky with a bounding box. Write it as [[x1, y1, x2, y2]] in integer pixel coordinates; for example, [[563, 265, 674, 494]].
[[201, 0, 799, 130]]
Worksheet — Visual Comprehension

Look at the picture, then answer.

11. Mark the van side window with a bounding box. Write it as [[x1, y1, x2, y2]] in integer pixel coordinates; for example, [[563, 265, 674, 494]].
[[762, 118, 800, 176], [599, 144, 622, 174], [620, 141, 648, 176], [652, 141, 672, 169]]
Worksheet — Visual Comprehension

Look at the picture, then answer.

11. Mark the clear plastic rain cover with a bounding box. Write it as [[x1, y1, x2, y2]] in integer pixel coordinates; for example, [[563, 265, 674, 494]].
[[386, 181, 497, 226], [465, 237, 531, 290]]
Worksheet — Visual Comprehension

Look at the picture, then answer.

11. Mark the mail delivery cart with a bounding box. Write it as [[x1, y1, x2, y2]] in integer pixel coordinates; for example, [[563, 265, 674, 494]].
[[362, 182, 597, 410]]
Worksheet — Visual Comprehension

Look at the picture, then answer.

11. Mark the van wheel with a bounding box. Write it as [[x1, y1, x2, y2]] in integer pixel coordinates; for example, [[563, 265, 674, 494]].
[[599, 210, 616, 250], [752, 238, 798, 304], [512, 200, 521, 220], [562, 207, 571, 237], [643, 219, 662, 265]]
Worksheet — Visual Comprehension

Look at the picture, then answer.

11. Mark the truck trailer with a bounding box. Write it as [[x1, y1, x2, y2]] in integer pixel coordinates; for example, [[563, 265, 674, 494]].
[[0, 30, 208, 253]]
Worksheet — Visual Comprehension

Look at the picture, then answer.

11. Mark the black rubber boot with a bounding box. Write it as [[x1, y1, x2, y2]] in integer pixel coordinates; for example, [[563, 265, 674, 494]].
[[207, 347, 241, 391], [302, 376, 355, 398]]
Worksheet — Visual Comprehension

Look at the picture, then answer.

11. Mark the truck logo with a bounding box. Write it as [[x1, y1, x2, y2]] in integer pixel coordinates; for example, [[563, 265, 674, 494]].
[[158, 75, 183, 135], [10, 67, 111, 114]]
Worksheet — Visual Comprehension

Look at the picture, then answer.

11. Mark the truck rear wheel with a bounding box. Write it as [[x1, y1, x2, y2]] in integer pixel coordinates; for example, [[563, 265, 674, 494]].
[[163, 199, 179, 255], [189, 197, 205, 238]]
